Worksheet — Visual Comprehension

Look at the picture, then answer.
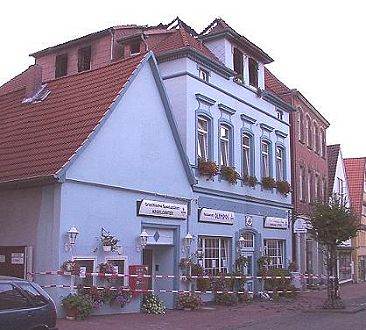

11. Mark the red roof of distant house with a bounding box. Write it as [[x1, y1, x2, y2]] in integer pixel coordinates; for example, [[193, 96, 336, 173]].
[[344, 157, 366, 218], [327, 144, 341, 195], [0, 54, 145, 184], [151, 28, 220, 63], [264, 68, 291, 95]]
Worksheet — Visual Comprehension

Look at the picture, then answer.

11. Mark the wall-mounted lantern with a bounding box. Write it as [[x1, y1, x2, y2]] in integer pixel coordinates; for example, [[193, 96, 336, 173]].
[[64, 226, 79, 252]]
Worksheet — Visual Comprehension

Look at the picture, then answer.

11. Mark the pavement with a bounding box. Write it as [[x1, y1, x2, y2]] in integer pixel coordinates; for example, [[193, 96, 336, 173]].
[[56, 282, 366, 330]]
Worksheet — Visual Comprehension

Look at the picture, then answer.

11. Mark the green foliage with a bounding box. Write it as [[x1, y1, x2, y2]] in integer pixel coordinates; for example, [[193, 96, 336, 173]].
[[212, 272, 247, 306], [62, 293, 94, 320], [263, 268, 296, 298], [141, 294, 166, 314], [220, 165, 240, 184], [191, 263, 211, 292], [176, 292, 202, 310], [308, 196, 359, 247]]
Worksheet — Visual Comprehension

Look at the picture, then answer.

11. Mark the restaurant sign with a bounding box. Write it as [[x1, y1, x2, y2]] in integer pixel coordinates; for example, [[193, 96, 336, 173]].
[[199, 208, 234, 225], [138, 199, 187, 220], [264, 217, 288, 229]]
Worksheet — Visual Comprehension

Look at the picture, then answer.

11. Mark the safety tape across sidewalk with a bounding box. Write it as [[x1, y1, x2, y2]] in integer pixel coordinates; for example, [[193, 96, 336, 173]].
[[40, 284, 298, 295], [28, 271, 335, 280]]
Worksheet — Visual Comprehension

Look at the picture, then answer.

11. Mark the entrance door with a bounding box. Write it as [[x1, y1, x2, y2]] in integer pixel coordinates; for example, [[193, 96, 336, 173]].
[[0, 246, 26, 278], [143, 249, 153, 290]]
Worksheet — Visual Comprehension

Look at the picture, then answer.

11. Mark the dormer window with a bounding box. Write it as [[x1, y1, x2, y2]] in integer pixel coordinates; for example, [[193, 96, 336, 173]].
[[55, 54, 68, 78], [276, 109, 284, 121], [248, 58, 258, 88], [130, 41, 141, 55], [233, 48, 244, 81], [78, 46, 91, 72]]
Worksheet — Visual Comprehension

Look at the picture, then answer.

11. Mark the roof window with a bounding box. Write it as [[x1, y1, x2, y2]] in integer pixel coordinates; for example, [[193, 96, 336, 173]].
[[55, 54, 68, 78], [78, 46, 91, 72], [233, 48, 244, 81], [248, 58, 258, 88]]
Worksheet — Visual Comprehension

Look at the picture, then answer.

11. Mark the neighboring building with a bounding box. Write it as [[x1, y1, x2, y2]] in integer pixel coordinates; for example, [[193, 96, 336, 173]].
[[0, 18, 294, 314], [265, 69, 330, 281], [344, 157, 366, 282], [327, 144, 353, 283]]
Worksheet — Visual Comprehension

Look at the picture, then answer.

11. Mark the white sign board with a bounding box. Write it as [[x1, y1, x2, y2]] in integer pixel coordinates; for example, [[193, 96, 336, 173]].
[[138, 199, 187, 220], [293, 218, 308, 234], [199, 208, 234, 225], [11, 253, 24, 264], [0, 255, 5, 263], [264, 217, 288, 229]]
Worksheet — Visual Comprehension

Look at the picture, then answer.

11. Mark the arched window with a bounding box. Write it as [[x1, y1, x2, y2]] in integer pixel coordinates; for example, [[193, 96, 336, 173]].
[[314, 122, 319, 153], [320, 128, 325, 157], [220, 124, 231, 166], [197, 115, 210, 161], [276, 146, 285, 181], [242, 133, 252, 176], [261, 140, 271, 178], [307, 170, 312, 203], [241, 232, 254, 248], [299, 166, 305, 202], [306, 116, 312, 148], [298, 108, 304, 142]]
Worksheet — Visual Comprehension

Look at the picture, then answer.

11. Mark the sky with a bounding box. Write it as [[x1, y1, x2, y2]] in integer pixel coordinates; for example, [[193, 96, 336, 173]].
[[1, 0, 365, 158]]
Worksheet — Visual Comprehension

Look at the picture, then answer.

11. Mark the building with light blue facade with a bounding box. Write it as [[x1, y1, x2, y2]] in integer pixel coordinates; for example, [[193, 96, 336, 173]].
[[0, 18, 294, 315]]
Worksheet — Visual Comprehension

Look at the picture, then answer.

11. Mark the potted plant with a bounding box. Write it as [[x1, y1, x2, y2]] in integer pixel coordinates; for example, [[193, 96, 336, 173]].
[[198, 159, 219, 178], [98, 262, 117, 280], [116, 287, 132, 308], [261, 176, 276, 190], [176, 292, 202, 310], [61, 260, 80, 275], [100, 229, 119, 252], [62, 293, 93, 320], [243, 175, 257, 187], [220, 165, 240, 184], [276, 180, 291, 195]]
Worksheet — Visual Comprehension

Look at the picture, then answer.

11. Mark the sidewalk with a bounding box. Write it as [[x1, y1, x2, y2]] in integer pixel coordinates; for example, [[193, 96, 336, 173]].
[[56, 282, 366, 330]]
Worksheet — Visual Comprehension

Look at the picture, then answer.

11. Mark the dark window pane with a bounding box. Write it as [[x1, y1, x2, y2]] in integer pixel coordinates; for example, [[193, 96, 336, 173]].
[[18, 283, 47, 307], [0, 284, 30, 310]]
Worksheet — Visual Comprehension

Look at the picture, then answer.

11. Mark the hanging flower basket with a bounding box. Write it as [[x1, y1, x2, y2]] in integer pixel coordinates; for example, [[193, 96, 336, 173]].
[[61, 260, 80, 275], [100, 228, 119, 252], [243, 175, 257, 187], [261, 176, 276, 190], [198, 159, 219, 178], [220, 166, 240, 184], [276, 180, 291, 195]]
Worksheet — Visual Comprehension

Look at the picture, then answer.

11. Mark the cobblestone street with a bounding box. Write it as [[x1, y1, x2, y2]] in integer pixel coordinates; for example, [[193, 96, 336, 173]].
[[56, 282, 366, 330]]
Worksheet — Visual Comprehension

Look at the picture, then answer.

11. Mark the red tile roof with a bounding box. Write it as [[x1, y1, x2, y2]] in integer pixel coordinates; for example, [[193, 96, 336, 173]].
[[151, 28, 220, 63], [344, 157, 366, 218], [327, 144, 340, 196], [0, 54, 145, 184], [264, 68, 291, 95]]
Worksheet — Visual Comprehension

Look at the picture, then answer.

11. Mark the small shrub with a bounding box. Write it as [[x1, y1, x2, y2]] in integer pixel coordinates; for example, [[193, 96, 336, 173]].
[[116, 287, 132, 308], [176, 292, 202, 310], [262, 176, 276, 189], [191, 263, 211, 292], [220, 166, 240, 184], [141, 294, 166, 314]]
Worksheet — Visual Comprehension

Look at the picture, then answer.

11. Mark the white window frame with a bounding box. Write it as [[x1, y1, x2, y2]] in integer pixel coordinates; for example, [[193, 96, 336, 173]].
[[299, 166, 305, 201], [220, 124, 230, 167], [105, 256, 128, 287], [241, 232, 254, 249], [264, 239, 284, 269], [197, 116, 209, 161], [242, 133, 251, 176], [314, 174, 319, 201], [337, 177, 344, 197], [262, 141, 270, 177], [276, 146, 284, 181], [72, 256, 97, 287], [307, 116, 312, 148], [307, 171, 312, 203], [199, 237, 230, 275], [276, 109, 284, 121], [298, 108, 304, 142]]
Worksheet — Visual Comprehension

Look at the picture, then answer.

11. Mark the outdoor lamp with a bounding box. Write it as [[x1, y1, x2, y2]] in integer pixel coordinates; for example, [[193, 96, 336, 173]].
[[184, 233, 193, 249], [140, 230, 149, 249], [64, 226, 79, 252]]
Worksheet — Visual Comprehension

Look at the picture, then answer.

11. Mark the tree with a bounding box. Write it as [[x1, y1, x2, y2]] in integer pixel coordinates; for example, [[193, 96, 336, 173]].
[[308, 195, 359, 309]]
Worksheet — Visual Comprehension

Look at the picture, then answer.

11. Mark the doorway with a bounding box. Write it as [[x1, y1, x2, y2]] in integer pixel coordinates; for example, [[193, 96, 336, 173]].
[[0, 246, 26, 278], [143, 248, 153, 290]]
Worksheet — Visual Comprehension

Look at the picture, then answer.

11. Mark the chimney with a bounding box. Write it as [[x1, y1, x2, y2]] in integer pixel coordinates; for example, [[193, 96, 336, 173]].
[[25, 64, 42, 98]]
